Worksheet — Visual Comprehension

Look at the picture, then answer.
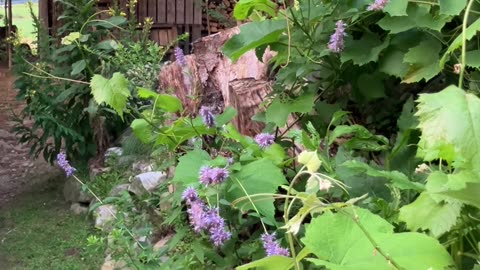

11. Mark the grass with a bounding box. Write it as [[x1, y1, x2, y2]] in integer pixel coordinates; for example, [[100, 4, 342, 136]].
[[0, 181, 105, 270], [0, 3, 38, 42]]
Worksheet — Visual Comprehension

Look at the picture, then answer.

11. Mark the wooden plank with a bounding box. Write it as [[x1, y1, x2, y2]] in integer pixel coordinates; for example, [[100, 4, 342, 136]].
[[167, 0, 176, 24], [168, 27, 178, 44], [185, 0, 193, 24], [147, 0, 157, 20], [159, 29, 169, 45], [193, 0, 202, 25], [157, 0, 167, 23], [176, 0, 185, 24], [137, 0, 148, 22], [191, 25, 201, 42]]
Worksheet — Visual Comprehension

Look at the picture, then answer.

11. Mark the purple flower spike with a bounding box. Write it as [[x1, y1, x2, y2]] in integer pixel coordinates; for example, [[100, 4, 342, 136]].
[[199, 106, 216, 128], [367, 0, 388, 11], [328, 20, 347, 53], [255, 133, 275, 149], [187, 201, 207, 233], [182, 187, 199, 204], [261, 233, 290, 257], [174, 47, 186, 67], [56, 152, 76, 177], [205, 208, 231, 247], [199, 166, 229, 186]]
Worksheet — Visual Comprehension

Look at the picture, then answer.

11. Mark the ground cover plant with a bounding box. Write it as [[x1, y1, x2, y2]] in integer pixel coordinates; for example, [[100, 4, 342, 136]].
[[12, 0, 480, 269]]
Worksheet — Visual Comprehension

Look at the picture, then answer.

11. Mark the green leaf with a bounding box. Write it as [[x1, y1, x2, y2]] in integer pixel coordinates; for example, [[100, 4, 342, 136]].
[[402, 39, 442, 83], [303, 207, 454, 270], [130, 119, 153, 144], [426, 170, 480, 208], [236, 256, 293, 270], [357, 73, 385, 100], [328, 125, 388, 151], [71, 59, 86, 76], [416, 85, 480, 169], [383, 0, 408, 16], [378, 4, 450, 34], [466, 50, 480, 68], [172, 149, 211, 187], [265, 93, 315, 127], [399, 193, 461, 237], [341, 34, 390, 66], [440, 18, 480, 68], [222, 20, 286, 62], [379, 48, 410, 78], [439, 0, 467, 15], [228, 159, 287, 222], [137, 87, 183, 113], [93, 16, 127, 28], [61, 32, 80, 45], [340, 160, 425, 191], [90, 73, 130, 119], [216, 107, 238, 127], [233, 0, 278, 20], [263, 143, 286, 166], [298, 151, 321, 173]]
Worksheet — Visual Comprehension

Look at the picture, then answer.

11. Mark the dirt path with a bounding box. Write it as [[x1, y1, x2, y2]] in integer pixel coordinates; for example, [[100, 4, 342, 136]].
[[0, 66, 63, 206]]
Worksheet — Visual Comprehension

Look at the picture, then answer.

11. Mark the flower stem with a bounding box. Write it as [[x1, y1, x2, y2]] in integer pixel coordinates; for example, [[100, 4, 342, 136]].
[[459, 0, 476, 89]]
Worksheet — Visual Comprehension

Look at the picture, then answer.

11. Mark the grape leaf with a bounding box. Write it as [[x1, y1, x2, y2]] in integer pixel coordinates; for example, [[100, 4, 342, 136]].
[[341, 34, 390, 66], [439, 0, 467, 16], [233, 0, 277, 20], [402, 39, 442, 83], [228, 159, 287, 222], [399, 193, 462, 237], [416, 85, 480, 169], [466, 50, 480, 68], [265, 93, 315, 127], [172, 149, 211, 188], [303, 207, 454, 270], [90, 72, 130, 119], [383, 0, 408, 16], [440, 19, 480, 68], [130, 119, 153, 144]]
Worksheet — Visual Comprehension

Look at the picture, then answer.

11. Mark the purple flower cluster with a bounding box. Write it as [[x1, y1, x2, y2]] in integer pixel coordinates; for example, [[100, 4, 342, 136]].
[[199, 166, 229, 186], [199, 106, 216, 128], [367, 0, 388, 11], [261, 233, 290, 257], [255, 133, 275, 149], [174, 47, 187, 67], [182, 187, 232, 246], [56, 152, 76, 177], [328, 20, 347, 53]]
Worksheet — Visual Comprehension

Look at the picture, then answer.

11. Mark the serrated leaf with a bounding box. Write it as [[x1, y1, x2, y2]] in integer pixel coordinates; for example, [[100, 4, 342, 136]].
[[402, 39, 442, 83], [90, 73, 130, 119], [265, 93, 315, 127], [228, 159, 287, 222], [383, 0, 408, 16], [416, 85, 480, 169], [426, 170, 480, 208], [222, 20, 286, 62], [379, 48, 410, 78], [439, 0, 467, 15], [130, 119, 153, 144], [378, 4, 450, 34], [236, 256, 293, 270], [71, 59, 86, 76], [466, 50, 480, 68], [341, 34, 390, 66], [215, 107, 238, 127], [340, 160, 425, 191], [298, 151, 321, 173], [172, 149, 211, 187], [137, 87, 183, 113], [303, 207, 454, 270], [328, 125, 388, 151], [440, 18, 480, 68], [399, 193, 462, 237], [233, 0, 278, 20]]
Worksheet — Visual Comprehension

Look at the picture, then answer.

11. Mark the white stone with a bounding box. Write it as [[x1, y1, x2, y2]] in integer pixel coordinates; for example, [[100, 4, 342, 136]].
[[128, 172, 167, 196], [94, 204, 117, 231], [108, 184, 131, 197], [70, 203, 88, 215], [105, 147, 123, 157]]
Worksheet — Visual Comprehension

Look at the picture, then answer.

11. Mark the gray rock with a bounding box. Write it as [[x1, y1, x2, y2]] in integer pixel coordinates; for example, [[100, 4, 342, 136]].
[[128, 172, 166, 196], [63, 178, 93, 203], [131, 161, 154, 174], [70, 203, 89, 215], [105, 147, 123, 157], [94, 204, 117, 231], [109, 184, 131, 197]]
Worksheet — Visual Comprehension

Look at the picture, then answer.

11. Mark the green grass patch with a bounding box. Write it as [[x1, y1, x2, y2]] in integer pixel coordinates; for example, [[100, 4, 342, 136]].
[[0, 3, 38, 42], [0, 182, 105, 270]]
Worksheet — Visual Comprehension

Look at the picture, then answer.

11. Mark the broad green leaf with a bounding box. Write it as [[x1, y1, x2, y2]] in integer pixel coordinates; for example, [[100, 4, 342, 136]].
[[61, 32, 80, 45], [328, 125, 388, 151], [439, 0, 467, 15], [357, 73, 385, 100], [222, 123, 253, 148], [265, 93, 315, 127], [130, 119, 153, 144], [71, 59, 86, 76], [466, 50, 480, 68], [426, 170, 480, 208], [340, 160, 425, 191], [228, 159, 287, 222], [399, 193, 461, 237], [416, 85, 480, 169], [378, 5, 450, 34], [215, 107, 238, 127], [233, 0, 278, 20], [156, 117, 215, 150], [93, 16, 127, 28], [440, 19, 480, 68], [137, 87, 183, 113], [383, 0, 408, 16], [90, 73, 130, 119], [263, 143, 286, 166], [236, 255, 293, 270], [378, 48, 410, 78], [298, 151, 321, 173], [222, 20, 286, 62], [402, 39, 442, 83], [341, 34, 390, 66], [303, 207, 454, 270], [172, 149, 211, 187]]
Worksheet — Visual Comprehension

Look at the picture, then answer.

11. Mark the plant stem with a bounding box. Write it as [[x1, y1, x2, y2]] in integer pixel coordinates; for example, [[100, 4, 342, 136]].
[[232, 177, 267, 233], [459, 0, 476, 89]]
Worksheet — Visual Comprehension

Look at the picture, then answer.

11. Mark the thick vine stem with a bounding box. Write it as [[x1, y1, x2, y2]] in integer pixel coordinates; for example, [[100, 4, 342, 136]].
[[459, 0, 476, 89]]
